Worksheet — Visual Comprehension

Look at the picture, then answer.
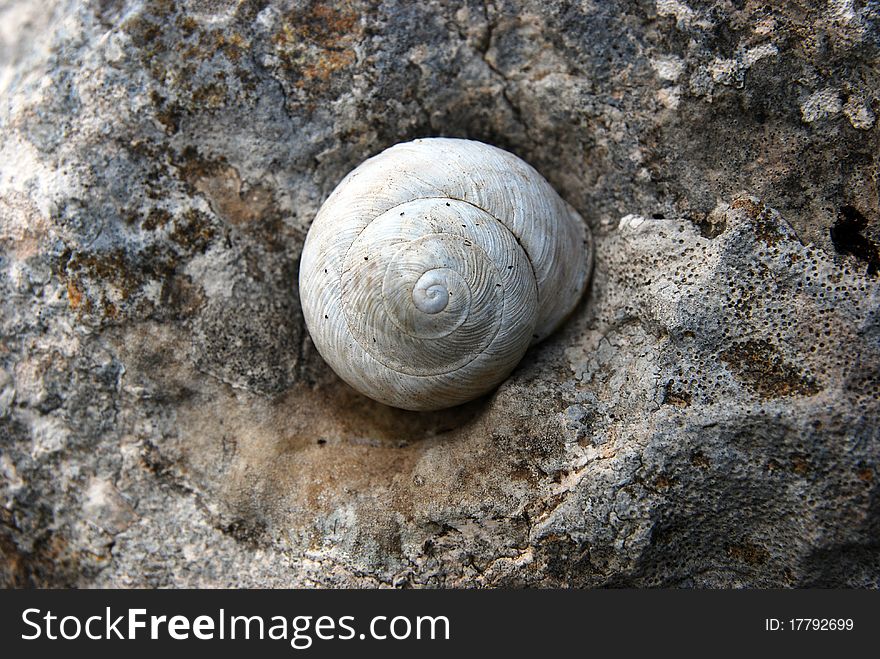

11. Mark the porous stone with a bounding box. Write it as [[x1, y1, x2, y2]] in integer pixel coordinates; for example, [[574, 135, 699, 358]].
[[0, 0, 878, 587]]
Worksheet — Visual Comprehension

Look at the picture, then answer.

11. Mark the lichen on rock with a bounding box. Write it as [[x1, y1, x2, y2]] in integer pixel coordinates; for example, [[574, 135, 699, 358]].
[[1, 0, 878, 587]]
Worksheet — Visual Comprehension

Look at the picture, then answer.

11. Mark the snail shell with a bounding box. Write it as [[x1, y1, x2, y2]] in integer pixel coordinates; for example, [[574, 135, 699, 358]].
[[299, 138, 593, 411]]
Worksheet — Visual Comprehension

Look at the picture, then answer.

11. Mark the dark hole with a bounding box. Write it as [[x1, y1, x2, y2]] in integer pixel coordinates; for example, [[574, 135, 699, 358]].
[[831, 206, 879, 276]]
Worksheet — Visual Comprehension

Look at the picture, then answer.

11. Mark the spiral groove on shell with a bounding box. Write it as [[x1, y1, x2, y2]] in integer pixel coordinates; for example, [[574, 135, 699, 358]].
[[299, 138, 593, 410]]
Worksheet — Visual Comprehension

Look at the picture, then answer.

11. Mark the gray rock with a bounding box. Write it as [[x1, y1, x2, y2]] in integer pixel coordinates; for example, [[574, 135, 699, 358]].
[[0, 0, 878, 587]]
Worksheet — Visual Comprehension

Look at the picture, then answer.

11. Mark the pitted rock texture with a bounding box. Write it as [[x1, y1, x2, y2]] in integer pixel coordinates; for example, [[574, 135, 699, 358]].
[[1, 0, 878, 587]]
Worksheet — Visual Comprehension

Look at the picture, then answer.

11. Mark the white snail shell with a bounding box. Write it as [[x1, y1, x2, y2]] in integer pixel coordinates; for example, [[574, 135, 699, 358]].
[[299, 138, 593, 411]]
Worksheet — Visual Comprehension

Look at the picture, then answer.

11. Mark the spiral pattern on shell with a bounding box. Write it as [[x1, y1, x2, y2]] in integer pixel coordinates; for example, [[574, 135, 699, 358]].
[[299, 138, 593, 411]]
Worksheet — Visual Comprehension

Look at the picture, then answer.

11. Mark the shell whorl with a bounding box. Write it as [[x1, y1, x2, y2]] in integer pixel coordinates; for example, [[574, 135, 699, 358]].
[[299, 138, 593, 411]]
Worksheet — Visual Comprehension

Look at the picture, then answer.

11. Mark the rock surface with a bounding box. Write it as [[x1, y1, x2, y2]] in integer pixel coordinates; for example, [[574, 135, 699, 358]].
[[1, 0, 878, 587]]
